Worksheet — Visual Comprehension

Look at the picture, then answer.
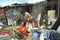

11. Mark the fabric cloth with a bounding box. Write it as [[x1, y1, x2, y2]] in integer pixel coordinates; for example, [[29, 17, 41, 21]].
[[7, 18, 13, 25], [25, 12, 31, 17], [0, 22, 3, 25], [40, 32, 44, 40]]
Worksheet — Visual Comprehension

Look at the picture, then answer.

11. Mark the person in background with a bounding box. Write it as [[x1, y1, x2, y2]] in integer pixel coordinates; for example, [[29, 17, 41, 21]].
[[40, 11, 47, 25], [40, 11, 48, 30], [19, 11, 33, 34]]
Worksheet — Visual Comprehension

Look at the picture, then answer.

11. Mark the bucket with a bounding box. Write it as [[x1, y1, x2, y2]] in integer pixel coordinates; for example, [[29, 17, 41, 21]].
[[32, 31, 39, 40]]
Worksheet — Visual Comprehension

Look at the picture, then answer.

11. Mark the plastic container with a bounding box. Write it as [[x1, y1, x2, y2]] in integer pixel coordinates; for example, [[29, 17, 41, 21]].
[[32, 31, 39, 40]]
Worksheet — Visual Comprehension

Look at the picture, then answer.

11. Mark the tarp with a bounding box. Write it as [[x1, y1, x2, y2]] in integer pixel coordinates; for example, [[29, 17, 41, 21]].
[[0, 0, 45, 7]]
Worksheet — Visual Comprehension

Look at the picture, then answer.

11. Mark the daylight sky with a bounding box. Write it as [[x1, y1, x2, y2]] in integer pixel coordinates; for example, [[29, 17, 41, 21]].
[[0, 0, 45, 7]]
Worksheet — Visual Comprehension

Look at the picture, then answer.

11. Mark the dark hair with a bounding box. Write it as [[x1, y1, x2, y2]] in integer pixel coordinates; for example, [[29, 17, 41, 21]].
[[21, 11, 25, 14], [23, 22, 26, 26]]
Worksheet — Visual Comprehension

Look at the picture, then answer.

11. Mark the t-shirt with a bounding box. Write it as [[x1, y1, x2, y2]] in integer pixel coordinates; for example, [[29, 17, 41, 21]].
[[26, 22, 32, 32], [37, 13, 41, 21]]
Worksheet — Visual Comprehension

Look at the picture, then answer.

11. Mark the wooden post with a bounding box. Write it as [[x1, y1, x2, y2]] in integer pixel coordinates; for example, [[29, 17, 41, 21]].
[[58, 0, 60, 17]]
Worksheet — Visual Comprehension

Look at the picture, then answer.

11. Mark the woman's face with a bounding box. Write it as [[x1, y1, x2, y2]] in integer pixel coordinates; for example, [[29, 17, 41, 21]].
[[27, 18, 30, 22]]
